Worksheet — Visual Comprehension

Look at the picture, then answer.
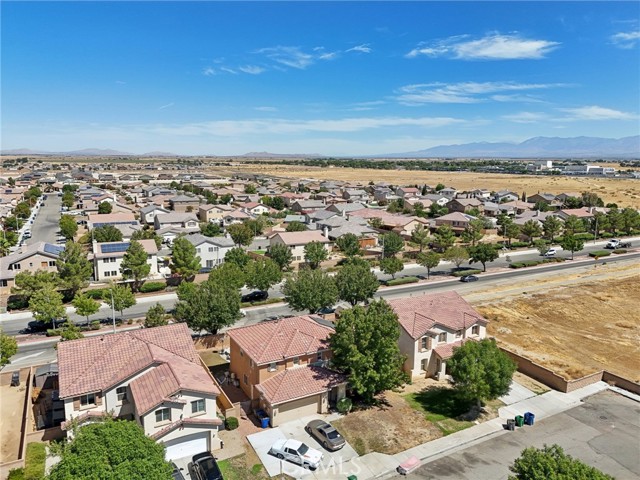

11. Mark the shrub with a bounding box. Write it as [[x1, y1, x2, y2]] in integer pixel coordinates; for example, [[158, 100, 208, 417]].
[[7, 296, 29, 311], [7, 468, 25, 480], [452, 269, 482, 277], [612, 248, 627, 254], [337, 397, 353, 414], [225, 417, 239, 430], [589, 250, 611, 258], [46, 329, 61, 337], [139, 282, 166, 293], [509, 258, 565, 269], [574, 232, 595, 240], [84, 289, 105, 300], [508, 242, 530, 249], [385, 276, 419, 286], [24, 443, 46, 480], [90, 320, 101, 330]]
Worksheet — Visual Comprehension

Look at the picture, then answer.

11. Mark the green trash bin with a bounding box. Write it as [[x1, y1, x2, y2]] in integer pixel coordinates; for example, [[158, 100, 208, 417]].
[[515, 415, 524, 427], [347, 476, 358, 480]]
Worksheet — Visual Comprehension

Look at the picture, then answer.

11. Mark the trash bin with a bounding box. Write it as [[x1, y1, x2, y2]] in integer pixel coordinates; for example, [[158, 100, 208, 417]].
[[256, 409, 270, 428], [506, 419, 515, 431], [524, 412, 535, 426], [515, 415, 524, 427], [347, 476, 358, 480]]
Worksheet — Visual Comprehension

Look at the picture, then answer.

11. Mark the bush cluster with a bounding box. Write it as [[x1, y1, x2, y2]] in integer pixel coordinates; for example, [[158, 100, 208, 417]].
[[225, 417, 239, 430], [385, 276, 420, 286], [589, 250, 611, 258], [612, 248, 627, 254], [139, 282, 166, 293], [509, 258, 565, 269], [451, 269, 482, 277]]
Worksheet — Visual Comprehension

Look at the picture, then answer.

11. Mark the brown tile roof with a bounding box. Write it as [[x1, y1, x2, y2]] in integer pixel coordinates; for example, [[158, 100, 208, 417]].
[[227, 316, 333, 364], [57, 323, 220, 405], [387, 292, 487, 340], [88, 213, 136, 224], [151, 417, 223, 440], [433, 339, 475, 360], [270, 231, 330, 246], [255, 366, 346, 405]]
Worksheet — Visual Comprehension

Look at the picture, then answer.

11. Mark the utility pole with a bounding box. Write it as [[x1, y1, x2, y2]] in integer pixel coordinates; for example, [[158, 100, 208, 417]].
[[110, 287, 116, 333]]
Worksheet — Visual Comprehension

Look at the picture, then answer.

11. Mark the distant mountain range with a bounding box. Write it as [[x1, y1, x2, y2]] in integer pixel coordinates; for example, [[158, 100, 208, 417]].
[[379, 136, 640, 159], [2, 135, 638, 158]]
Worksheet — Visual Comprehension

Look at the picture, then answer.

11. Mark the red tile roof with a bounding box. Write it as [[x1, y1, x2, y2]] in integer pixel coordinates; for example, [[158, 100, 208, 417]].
[[57, 324, 220, 407], [227, 316, 333, 364], [387, 292, 487, 340], [270, 231, 330, 246], [151, 417, 223, 440], [433, 338, 475, 359], [255, 366, 346, 405]]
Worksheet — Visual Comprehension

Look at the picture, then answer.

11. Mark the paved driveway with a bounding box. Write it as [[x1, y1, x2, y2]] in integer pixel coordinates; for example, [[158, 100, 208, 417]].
[[248, 413, 359, 479], [170, 455, 193, 479]]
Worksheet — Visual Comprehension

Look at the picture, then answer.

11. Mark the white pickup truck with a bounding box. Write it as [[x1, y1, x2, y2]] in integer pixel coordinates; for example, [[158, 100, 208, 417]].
[[605, 239, 620, 249]]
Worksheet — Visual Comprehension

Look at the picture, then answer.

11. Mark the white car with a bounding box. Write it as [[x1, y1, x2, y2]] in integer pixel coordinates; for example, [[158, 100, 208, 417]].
[[543, 248, 557, 257], [606, 239, 620, 249], [269, 439, 323, 470]]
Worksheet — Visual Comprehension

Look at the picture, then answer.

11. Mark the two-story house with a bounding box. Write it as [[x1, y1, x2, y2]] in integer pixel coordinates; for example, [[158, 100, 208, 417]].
[[140, 204, 170, 225], [198, 204, 234, 223], [92, 239, 159, 281], [57, 323, 223, 460], [434, 212, 477, 233], [0, 242, 64, 293], [169, 194, 200, 212], [184, 234, 236, 270], [269, 231, 332, 263], [227, 316, 347, 427], [154, 212, 199, 231], [387, 292, 488, 380], [446, 198, 484, 214]]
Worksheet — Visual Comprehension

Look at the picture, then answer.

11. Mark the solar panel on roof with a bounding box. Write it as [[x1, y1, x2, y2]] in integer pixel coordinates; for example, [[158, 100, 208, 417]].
[[100, 242, 130, 253], [43, 244, 64, 255]]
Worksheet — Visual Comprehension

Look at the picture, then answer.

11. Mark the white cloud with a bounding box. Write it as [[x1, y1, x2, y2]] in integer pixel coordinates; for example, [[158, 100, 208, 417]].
[[202, 67, 216, 76], [610, 31, 640, 49], [256, 46, 314, 69], [491, 94, 546, 103], [115, 80, 126, 85], [502, 112, 549, 123], [238, 65, 265, 75], [406, 33, 560, 60], [220, 66, 237, 74], [346, 43, 372, 54], [254, 106, 278, 112], [558, 105, 636, 121], [318, 52, 339, 60], [158, 102, 174, 111], [396, 81, 566, 105]]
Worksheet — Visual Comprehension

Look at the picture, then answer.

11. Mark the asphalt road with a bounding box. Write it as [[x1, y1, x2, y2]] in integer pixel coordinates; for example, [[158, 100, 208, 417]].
[[387, 390, 640, 480], [25, 193, 62, 245]]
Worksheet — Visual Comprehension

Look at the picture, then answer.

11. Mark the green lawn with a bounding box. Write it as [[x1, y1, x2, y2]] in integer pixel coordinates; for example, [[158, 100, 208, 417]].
[[24, 442, 46, 480], [218, 456, 268, 480], [403, 388, 475, 436]]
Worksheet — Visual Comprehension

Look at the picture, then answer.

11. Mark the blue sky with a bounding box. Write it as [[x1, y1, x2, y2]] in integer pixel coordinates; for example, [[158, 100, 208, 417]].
[[2, 1, 639, 156]]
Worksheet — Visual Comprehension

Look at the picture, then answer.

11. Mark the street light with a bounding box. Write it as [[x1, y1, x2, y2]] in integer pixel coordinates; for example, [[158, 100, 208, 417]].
[[110, 287, 116, 333]]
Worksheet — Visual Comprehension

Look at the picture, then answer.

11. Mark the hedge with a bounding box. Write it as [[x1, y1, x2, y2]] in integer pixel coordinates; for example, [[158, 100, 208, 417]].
[[385, 276, 419, 286], [139, 282, 166, 293], [24, 443, 46, 480], [508, 242, 530, 249], [574, 232, 595, 240], [7, 296, 29, 311], [85, 289, 105, 300], [452, 269, 482, 277], [509, 258, 565, 269], [612, 249, 628, 254], [589, 250, 611, 258], [46, 329, 61, 337], [241, 298, 283, 308]]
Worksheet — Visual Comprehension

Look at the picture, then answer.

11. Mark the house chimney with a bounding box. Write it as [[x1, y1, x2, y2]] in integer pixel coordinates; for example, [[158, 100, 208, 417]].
[[323, 226, 329, 238]]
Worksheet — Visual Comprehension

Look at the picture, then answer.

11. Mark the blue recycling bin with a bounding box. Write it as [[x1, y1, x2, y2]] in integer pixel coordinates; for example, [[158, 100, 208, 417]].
[[256, 409, 270, 428], [524, 412, 535, 426]]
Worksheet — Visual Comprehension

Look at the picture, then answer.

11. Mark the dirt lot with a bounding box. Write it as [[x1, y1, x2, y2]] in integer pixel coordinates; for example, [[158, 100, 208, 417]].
[[0, 369, 28, 462], [473, 263, 640, 381], [229, 164, 640, 208]]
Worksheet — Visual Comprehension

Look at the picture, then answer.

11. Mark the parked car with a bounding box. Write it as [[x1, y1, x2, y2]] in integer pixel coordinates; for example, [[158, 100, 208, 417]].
[[171, 462, 186, 480], [543, 248, 557, 257], [269, 439, 323, 470], [241, 290, 268, 303], [187, 452, 223, 480], [305, 419, 346, 451], [605, 239, 620, 249], [460, 275, 479, 282], [11, 372, 20, 387], [23, 230, 32, 239]]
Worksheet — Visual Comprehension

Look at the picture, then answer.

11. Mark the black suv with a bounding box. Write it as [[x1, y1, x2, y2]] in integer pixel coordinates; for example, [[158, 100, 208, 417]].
[[241, 290, 268, 303], [188, 453, 223, 480]]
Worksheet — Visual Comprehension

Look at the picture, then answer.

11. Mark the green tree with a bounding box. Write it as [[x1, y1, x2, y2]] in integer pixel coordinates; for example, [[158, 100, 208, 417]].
[[24, 186, 42, 204], [200, 222, 222, 237], [72, 293, 100, 324], [97, 201, 113, 214], [175, 278, 241, 334], [110, 283, 136, 317], [245, 259, 282, 296], [520, 220, 543, 244], [227, 223, 254, 247], [271, 196, 285, 210], [443, 246, 468, 269], [505, 222, 521, 246], [448, 338, 516, 407], [335, 233, 361, 257], [48, 418, 173, 480], [244, 217, 266, 236], [29, 286, 67, 325], [329, 300, 406, 404], [170, 236, 201, 280], [12, 270, 58, 298], [4, 215, 22, 231], [410, 224, 431, 252], [14, 202, 31, 219], [534, 239, 549, 256], [283, 268, 338, 313], [93, 225, 123, 243], [224, 247, 250, 268], [61, 191, 75, 209], [433, 225, 456, 251], [563, 215, 584, 235], [461, 219, 485, 247], [591, 212, 609, 239], [144, 303, 168, 328], [335, 259, 379, 306], [581, 192, 604, 208], [620, 207, 640, 234], [208, 261, 246, 290], [381, 232, 404, 258], [131, 228, 162, 249], [286, 221, 307, 232], [417, 251, 441, 279], [380, 256, 404, 279], [267, 243, 293, 271], [542, 216, 563, 242], [558, 234, 585, 260], [468, 243, 499, 272], [605, 208, 623, 234], [304, 241, 329, 269], [435, 183, 446, 191], [244, 184, 257, 194], [59, 321, 85, 341], [120, 240, 151, 292], [509, 444, 614, 480], [57, 241, 93, 296], [59, 214, 78, 240], [0, 330, 18, 367]]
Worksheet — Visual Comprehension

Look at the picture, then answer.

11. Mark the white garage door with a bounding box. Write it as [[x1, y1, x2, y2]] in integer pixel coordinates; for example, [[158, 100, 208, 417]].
[[164, 432, 209, 461], [276, 395, 319, 425]]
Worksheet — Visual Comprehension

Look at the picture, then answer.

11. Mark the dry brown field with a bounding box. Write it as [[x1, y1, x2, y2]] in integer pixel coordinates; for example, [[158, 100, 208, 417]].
[[472, 263, 640, 381], [229, 163, 640, 208]]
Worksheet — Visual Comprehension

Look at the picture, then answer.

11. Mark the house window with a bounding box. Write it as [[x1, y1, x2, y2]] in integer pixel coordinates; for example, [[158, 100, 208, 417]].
[[191, 399, 205, 414], [196, 248, 201, 253], [105, 271, 111, 277], [421, 336, 429, 350], [80, 393, 96, 406], [155, 408, 170, 423], [455, 330, 462, 339], [0, 280, 7, 287], [116, 386, 127, 402], [268, 362, 277, 372], [240, 350, 244, 357], [249, 359, 254, 368], [103, 259, 110, 264], [292, 357, 300, 366], [208, 247, 214, 252], [472, 325, 480, 336], [421, 359, 428, 371], [48, 261, 56, 267], [206, 260, 214, 268], [438, 332, 447, 343], [243, 374, 248, 385], [111, 271, 118, 276], [316, 351, 323, 361]]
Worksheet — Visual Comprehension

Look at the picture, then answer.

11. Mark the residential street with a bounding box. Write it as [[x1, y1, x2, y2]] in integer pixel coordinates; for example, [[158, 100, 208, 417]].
[[25, 193, 62, 246]]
